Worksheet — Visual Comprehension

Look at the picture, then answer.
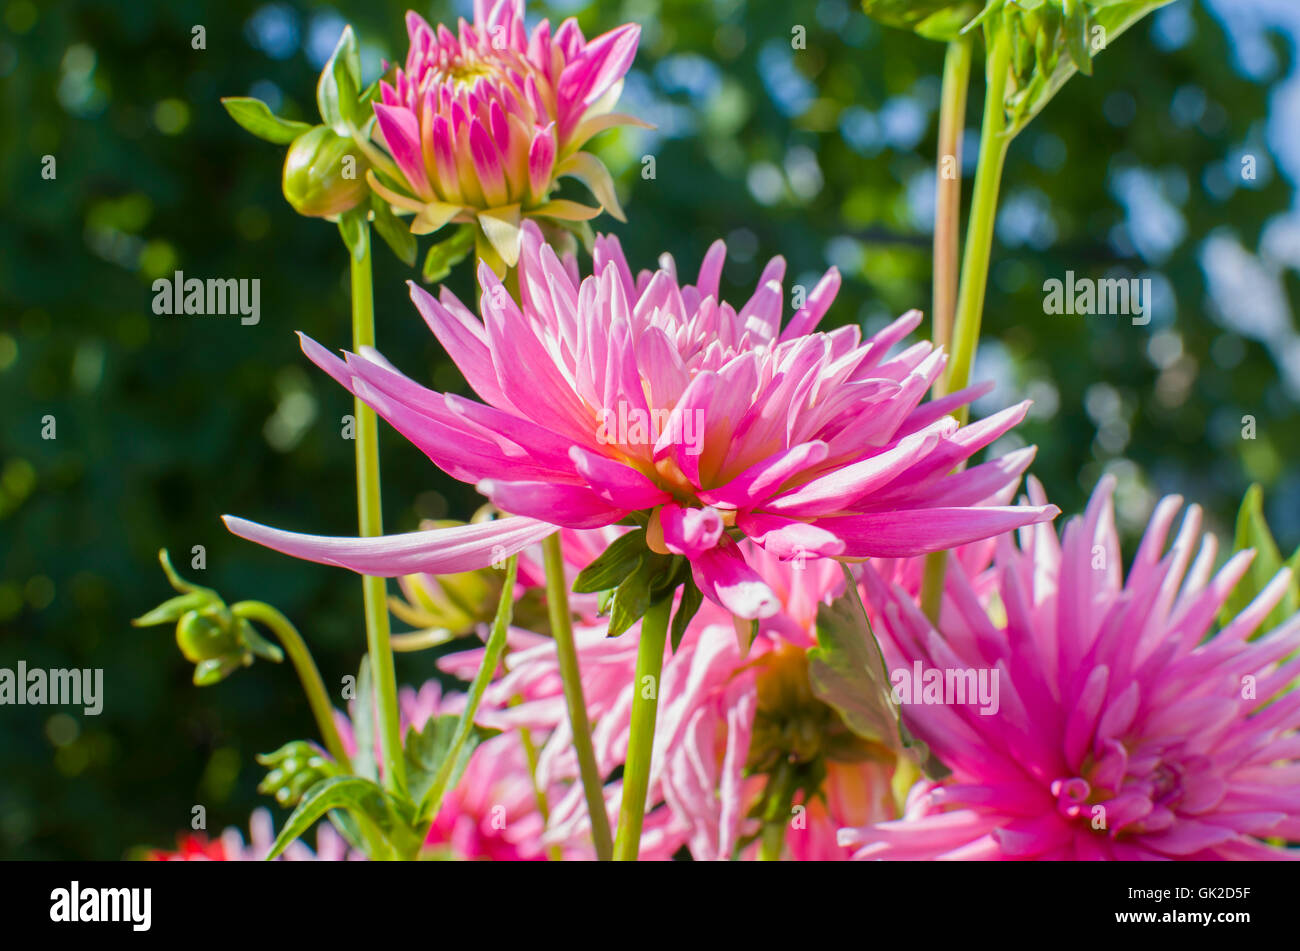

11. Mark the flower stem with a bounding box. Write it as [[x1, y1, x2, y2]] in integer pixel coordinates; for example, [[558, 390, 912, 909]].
[[349, 221, 406, 796], [229, 600, 352, 772], [542, 532, 614, 860], [421, 555, 518, 820], [931, 35, 973, 369], [757, 758, 798, 861], [612, 596, 672, 861], [920, 26, 1012, 623], [943, 24, 1012, 413]]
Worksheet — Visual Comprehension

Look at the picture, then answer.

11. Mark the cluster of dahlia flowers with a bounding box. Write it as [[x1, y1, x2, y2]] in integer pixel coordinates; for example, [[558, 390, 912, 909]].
[[158, 0, 1300, 863]]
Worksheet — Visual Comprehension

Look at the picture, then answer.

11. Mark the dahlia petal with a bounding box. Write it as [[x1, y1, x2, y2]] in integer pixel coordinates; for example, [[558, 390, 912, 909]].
[[690, 543, 780, 619], [222, 514, 555, 576]]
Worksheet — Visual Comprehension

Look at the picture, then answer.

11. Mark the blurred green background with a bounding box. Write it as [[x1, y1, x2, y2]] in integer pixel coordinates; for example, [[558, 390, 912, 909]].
[[1, 0, 1297, 858]]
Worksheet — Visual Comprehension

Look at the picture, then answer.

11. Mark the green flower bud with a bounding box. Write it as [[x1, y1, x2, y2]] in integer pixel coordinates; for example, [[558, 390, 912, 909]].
[[282, 125, 370, 218], [175, 605, 239, 663]]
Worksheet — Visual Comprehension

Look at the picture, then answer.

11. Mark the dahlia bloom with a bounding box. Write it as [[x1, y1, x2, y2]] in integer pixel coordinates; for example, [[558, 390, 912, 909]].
[[446, 540, 900, 859], [224, 222, 1056, 620], [147, 808, 360, 861], [841, 475, 1300, 860], [368, 0, 644, 267]]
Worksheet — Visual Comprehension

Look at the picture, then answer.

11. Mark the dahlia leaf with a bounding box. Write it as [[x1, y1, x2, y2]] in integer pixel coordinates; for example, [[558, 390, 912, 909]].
[[608, 557, 653, 637], [573, 528, 648, 593], [265, 776, 388, 860], [370, 193, 417, 267], [1221, 484, 1300, 635], [808, 565, 910, 753], [220, 97, 312, 145], [404, 714, 498, 822], [670, 574, 704, 653], [859, 0, 984, 42], [351, 657, 379, 783], [422, 224, 476, 283]]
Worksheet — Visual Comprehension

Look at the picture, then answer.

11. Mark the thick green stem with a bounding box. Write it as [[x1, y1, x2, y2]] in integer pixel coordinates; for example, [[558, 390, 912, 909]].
[[349, 222, 405, 795], [757, 758, 798, 861], [230, 600, 352, 772], [944, 25, 1012, 412], [542, 532, 614, 861], [613, 596, 672, 861], [932, 36, 973, 370]]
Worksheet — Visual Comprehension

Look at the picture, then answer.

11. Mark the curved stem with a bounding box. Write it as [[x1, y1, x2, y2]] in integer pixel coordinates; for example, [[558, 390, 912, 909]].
[[613, 596, 672, 861], [931, 36, 973, 372], [757, 758, 798, 861], [230, 600, 352, 772], [542, 532, 614, 861], [349, 221, 406, 796]]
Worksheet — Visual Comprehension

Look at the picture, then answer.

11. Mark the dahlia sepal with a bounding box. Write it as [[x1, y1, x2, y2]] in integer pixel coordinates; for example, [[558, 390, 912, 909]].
[[410, 201, 464, 236], [422, 225, 476, 283], [369, 193, 417, 267], [1220, 483, 1300, 632], [220, 97, 311, 144], [316, 24, 364, 134], [530, 198, 603, 221], [565, 112, 654, 156], [477, 205, 523, 268], [555, 151, 626, 222]]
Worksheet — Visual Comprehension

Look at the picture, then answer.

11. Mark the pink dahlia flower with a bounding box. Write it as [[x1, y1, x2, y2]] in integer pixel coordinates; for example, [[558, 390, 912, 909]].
[[369, 1, 644, 267], [447, 540, 900, 859], [841, 475, 1300, 860], [224, 223, 1056, 621]]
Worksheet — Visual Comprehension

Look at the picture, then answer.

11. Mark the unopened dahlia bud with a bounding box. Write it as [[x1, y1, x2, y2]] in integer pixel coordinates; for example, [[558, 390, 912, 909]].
[[282, 125, 371, 218], [366, 1, 646, 270]]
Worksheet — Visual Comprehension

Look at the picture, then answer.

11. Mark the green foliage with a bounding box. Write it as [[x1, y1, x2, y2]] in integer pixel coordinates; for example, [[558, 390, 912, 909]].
[[1220, 485, 1300, 636], [2, 0, 1295, 859]]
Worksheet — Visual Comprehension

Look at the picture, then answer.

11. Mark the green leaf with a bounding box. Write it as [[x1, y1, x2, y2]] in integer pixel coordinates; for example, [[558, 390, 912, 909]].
[[317, 25, 362, 133], [404, 714, 497, 821], [572, 529, 648, 593], [337, 206, 368, 260], [808, 566, 911, 754], [859, 0, 983, 42], [370, 193, 417, 267], [669, 574, 703, 653], [422, 224, 476, 283], [609, 557, 656, 637], [266, 776, 388, 859], [220, 97, 312, 145], [352, 657, 378, 782], [1220, 484, 1300, 636]]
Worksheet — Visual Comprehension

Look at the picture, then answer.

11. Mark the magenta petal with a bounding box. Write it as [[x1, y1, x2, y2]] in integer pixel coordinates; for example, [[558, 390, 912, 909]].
[[659, 503, 724, 558], [478, 479, 626, 529], [736, 512, 845, 560], [569, 446, 673, 509], [374, 103, 431, 196], [690, 542, 780, 619], [222, 514, 555, 576], [818, 504, 1060, 558]]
